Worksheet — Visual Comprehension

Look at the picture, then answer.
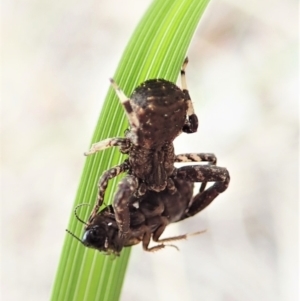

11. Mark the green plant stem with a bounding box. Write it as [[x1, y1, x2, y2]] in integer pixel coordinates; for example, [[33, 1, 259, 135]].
[[50, 0, 210, 300]]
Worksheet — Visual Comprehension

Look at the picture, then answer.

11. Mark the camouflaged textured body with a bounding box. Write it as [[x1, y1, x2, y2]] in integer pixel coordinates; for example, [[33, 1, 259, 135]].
[[128, 79, 188, 148]]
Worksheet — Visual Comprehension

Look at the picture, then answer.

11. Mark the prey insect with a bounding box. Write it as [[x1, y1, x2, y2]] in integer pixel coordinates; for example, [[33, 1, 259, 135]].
[[67, 178, 225, 255], [85, 58, 230, 239]]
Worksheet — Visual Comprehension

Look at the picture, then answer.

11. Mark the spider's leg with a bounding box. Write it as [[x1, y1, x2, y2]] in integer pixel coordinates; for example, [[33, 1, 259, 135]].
[[113, 174, 139, 237], [87, 161, 129, 226], [84, 137, 130, 156], [175, 153, 217, 192], [175, 153, 217, 164], [110, 78, 139, 128], [180, 57, 198, 133], [175, 164, 230, 218]]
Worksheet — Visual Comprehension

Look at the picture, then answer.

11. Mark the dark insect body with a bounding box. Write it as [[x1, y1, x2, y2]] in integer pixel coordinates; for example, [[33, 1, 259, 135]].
[[84, 58, 230, 240], [67, 177, 226, 255]]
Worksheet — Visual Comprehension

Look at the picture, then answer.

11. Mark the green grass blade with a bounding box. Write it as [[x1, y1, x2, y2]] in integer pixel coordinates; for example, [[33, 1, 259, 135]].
[[50, 0, 210, 300]]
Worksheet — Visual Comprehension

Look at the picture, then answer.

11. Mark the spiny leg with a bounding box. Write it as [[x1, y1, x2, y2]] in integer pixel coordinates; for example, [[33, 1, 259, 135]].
[[110, 78, 139, 128], [155, 230, 206, 244], [87, 161, 129, 225], [113, 175, 139, 237], [144, 243, 178, 252], [175, 153, 217, 192], [151, 216, 169, 243], [141, 228, 179, 252], [141, 228, 169, 252], [146, 232, 205, 252], [152, 216, 205, 243], [84, 137, 130, 156], [175, 165, 230, 218], [180, 57, 198, 133]]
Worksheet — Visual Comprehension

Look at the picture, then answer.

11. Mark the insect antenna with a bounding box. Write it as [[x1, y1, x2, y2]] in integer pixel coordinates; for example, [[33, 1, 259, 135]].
[[65, 229, 84, 244], [65, 203, 91, 243], [74, 203, 90, 226]]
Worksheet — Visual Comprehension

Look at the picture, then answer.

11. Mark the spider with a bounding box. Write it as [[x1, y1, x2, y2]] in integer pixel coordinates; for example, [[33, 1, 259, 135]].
[[84, 58, 230, 239]]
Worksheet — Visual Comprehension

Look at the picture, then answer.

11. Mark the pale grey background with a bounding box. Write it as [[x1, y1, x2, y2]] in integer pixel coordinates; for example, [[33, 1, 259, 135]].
[[1, 0, 298, 300]]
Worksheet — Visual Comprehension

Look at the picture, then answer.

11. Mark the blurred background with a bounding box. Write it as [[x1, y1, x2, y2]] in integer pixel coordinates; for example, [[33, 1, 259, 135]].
[[1, 0, 298, 300]]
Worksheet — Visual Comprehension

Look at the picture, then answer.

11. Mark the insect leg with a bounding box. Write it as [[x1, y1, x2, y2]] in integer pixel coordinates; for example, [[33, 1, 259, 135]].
[[142, 216, 205, 252], [176, 165, 230, 218], [87, 162, 129, 225], [180, 57, 198, 133], [141, 226, 178, 252], [113, 175, 139, 237], [155, 231, 206, 244], [141, 227, 169, 252], [110, 78, 139, 128], [84, 137, 130, 156], [151, 216, 170, 242], [175, 153, 217, 192]]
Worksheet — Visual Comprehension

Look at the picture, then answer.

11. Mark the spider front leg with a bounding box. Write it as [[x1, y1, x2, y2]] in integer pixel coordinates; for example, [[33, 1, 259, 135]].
[[180, 57, 198, 133], [84, 137, 131, 156], [176, 164, 230, 218], [113, 175, 139, 237], [175, 153, 217, 192], [87, 161, 129, 225], [110, 78, 140, 128]]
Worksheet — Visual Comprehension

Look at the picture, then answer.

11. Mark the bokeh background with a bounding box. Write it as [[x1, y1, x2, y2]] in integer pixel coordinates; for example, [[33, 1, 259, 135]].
[[1, 0, 298, 300]]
